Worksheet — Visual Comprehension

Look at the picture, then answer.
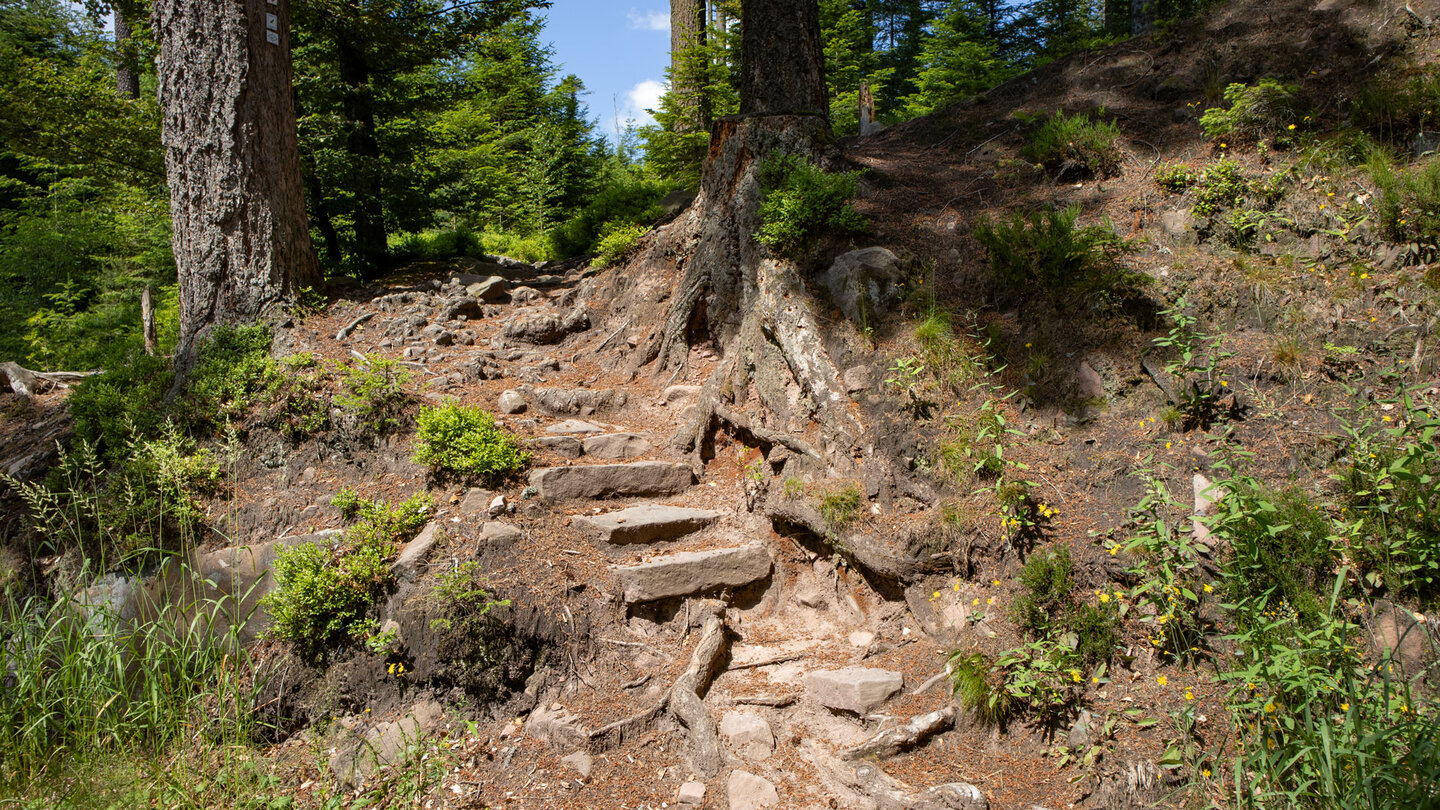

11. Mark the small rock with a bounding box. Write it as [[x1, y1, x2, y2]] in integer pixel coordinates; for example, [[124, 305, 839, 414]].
[[459, 488, 495, 517], [843, 365, 871, 394], [1193, 473, 1220, 544], [848, 630, 875, 648], [678, 780, 707, 806], [487, 495, 507, 518], [561, 751, 593, 780], [727, 770, 779, 810], [1077, 361, 1105, 400], [481, 522, 524, 545], [498, 389, 527, 414], [663, 384, 702, 404], [806, 667, 904, 714], [817, 248, 903, 325], [1068, 709, 1094, 750], [795, 588, 828, 609], [720, 712, 775, 760], [1372, 600, 1437, 680], [393, 522, 441, 582]]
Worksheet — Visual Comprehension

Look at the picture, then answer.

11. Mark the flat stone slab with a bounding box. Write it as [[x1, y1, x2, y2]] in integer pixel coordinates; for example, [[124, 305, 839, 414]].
[[534, 436, 583, 458], [545, 419, 604, 435], [573, 504, 720, 545], [582, 433, 652, 459], [530, 462, 692, 500], [392, 522, 441, 582], [806, 667, 904, 714], [613, 544, 771, 603]]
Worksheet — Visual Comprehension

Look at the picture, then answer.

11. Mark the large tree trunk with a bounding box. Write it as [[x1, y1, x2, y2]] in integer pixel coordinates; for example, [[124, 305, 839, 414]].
[[154, 0, 321, 366], [670, 0, 710, 134], [739, 0, 827, 116], [113, 4, 140, 100]]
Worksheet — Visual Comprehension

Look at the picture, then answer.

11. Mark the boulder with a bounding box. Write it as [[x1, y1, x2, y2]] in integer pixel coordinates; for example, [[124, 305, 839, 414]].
[[459, 488, 495, 517], [727, 770, 779, 810], [481, 522, 524, 545], [805, 667, 904, 714], [817, 247, 903, 326], [582, 433, 652, 460], [678, 780, 707, 806], [463, 275, 508, 302], [530, 462, 693, 500], [393, 522, 441, 582], [1371, 600, 1437, 680], [530, 387, 627, 416], [498, 389, 527, 414], [843, 365, 871, 394], [330, 700, 445, 788], [573, 504, 720, 545], [501, 305, 590, 345], [613, 544, 772, 603], [1160, 208, 1196, 243]]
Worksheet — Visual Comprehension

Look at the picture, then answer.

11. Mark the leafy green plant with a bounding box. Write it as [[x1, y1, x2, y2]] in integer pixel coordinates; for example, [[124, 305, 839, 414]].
[[1120, 467, 1209, 661], [996, 476, 1052, 554], [427, 561, 516, 702], [1021, 109, 1122, 180], [266, 352, 331, 439], [754, 153, 867, 258], [949, 651, 1013, 726], [783, 477, 806, 499], [1369, 152, 1440, 250], [1200, 79, 1302, 142], [1152, 298, 1241, 431], [1350, 66, 1440, 144], [412, 402, 529, 482], [179, 324, 276, 433], [1013, 546, 1075, 635], [263, 536, 390, 662], [993, 638, 1086, 728], [67, 351, 174, 463], [1191, 159, 1251, 217], [589, 222, 649, 268], [973, 204, 1142, 307], [335, 354, 411, 434], [885, 356, 936, 419]]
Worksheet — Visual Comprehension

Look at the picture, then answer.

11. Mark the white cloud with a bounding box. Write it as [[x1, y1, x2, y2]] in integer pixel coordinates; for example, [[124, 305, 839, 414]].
[[600, 79, 666, 142], [627, 8, 670, 32]]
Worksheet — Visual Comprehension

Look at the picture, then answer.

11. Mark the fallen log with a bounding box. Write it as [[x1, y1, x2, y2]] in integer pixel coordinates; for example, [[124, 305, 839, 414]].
[[810, 742, 987, 810]]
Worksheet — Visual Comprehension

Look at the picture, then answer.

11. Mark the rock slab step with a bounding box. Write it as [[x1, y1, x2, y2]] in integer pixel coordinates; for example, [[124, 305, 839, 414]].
[[582, 433, 652, 459], [530, 462, 693, 500], [728, 769, 779, 810], [614, 544, 772, 603], [806, 667, 904, 714], [574, 504, 720, 545]]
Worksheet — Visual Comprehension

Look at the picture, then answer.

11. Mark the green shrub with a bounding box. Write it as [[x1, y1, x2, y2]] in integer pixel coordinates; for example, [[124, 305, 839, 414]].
[[755, 154, 867, 258], [68, 351, 174, 463], [1154, 163, 1196, 193], [1191, 159, 1251, 217], [973, 204, 1142, 307], [1370, 153, 1440, 247], [336, 354, 411, 434], [391, 225, 484, 261], [266, 352, 330, 439], [1012, 546, 1074, 635], [346, 491, 435, 548], [427, 561, 516, 700], [1218, 485, 1335, 626], [548, 167, 668, 259], [1021, 109, 1122, 180], [263, 535, 391, 661], [412, 403, 529, 482], [589, 222, 649, 268], [179, 324, 276, 433], [1200, 79, 1302, 142]]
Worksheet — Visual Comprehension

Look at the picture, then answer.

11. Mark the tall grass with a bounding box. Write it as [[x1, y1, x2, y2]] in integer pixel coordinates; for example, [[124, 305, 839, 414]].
[[0, 562, 274, 805]]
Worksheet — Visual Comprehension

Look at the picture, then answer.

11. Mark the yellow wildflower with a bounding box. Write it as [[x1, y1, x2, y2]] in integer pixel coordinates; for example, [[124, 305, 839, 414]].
[[1157, 675, 1168, 686]]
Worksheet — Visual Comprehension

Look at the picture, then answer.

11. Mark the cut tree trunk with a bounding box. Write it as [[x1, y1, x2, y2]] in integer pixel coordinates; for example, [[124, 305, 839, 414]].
[[141, 284, 156, 356], [113, 4, 141, 100], [1, 363, 97, 397], [154, 0, 321, 367]]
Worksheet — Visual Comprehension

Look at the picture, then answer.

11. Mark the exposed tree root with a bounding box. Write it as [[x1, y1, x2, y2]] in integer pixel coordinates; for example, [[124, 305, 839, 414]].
[[582, 601, 729, 778], [842, 706, 956, 760], [809, 742, 988, 810], [0, 362, 98, 397], [763, 494, 938, 586]]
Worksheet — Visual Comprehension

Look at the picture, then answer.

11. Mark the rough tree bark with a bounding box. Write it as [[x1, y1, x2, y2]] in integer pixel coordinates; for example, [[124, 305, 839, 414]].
[[670, 0, 710, 133], [153, 0, 321, 366]]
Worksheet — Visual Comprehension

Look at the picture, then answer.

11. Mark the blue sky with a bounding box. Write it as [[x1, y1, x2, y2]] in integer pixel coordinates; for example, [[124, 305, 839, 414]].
[[539, 2, 672, 143]]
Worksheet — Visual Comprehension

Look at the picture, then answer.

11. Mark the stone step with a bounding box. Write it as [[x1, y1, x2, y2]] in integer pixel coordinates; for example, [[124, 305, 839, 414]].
[[529, 461, 693, 500], [573, 504, 720, 545], [613, 544, 772, 603]]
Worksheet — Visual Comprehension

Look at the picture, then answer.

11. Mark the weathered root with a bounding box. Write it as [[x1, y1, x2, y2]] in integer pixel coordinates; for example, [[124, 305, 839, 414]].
[[763, 494, 935, 586], [842, 706, 956, 761], [668, 600, 728, 776], [810, 743, 988, 810], [1, 362, 97, 397]]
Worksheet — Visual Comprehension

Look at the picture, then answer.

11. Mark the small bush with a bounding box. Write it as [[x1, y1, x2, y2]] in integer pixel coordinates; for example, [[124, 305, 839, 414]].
[[1370, 152, 1440, 248], [428, 561, 517, 700], [1012, 546, 1075, 635], [1200, 79, 1302, 142], [336, 354, 411, 434], [949, 651, 1012, 726], [413, 403, 529, 482], [1351, 67, 1440, 143], [1021, 109, 1123, 180], [755, 154, 867, 258], [391, 226, 484, 261], [1191, 159, 1251, 217], [589, 222, 649, 268], [267, 352, 330, 439], [973, 204, 1142, 307], [1154, 163, 1196, 193], [817, 482, 864, 531], [179, 324, 275, 432]]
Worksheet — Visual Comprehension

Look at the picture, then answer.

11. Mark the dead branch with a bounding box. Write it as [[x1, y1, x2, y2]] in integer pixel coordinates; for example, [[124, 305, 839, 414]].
[[336, 312, 376, 341], [1, 362, 99, 397], [810, 742, 988, 810], [668, 600, 728, 776]]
